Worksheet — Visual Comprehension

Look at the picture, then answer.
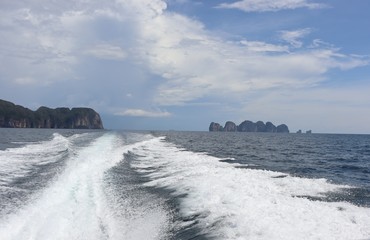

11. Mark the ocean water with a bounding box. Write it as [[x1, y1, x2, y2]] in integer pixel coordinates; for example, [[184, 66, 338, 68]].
[[0, 129, 369, 240]]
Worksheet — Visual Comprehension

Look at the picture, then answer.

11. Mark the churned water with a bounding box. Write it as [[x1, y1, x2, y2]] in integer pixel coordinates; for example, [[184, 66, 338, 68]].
[[0, 129, 369, 239]]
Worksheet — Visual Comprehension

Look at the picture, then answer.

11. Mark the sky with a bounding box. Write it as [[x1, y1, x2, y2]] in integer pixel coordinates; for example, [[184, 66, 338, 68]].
[[1, 0, 370, 133]]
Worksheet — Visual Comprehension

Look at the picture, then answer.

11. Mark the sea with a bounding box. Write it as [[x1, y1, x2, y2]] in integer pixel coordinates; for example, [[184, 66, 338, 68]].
[[0, 128, 369, 240]]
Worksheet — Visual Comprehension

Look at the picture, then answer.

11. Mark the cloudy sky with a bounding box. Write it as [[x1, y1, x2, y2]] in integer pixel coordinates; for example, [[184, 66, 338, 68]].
[[1, 0, 369, 133]]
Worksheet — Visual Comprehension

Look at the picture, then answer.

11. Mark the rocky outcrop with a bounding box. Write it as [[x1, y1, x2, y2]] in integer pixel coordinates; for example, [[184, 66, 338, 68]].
[[223, 121, 237, 132], [265, 121, 277, 133], [0, 100, 34, 128], [0, 99, 104, 129], [209, 122, 223, 132], [276, 124, 289, 133], [238, 120, 257, 132], [256, 121, 266, 132], [209, 119, 289, 133]]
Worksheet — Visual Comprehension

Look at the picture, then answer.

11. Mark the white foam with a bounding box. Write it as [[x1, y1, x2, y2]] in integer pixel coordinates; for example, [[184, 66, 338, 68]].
[[131, 137, 370, 240], [0, 133, 170, 240], [0, 133, 71, 184]]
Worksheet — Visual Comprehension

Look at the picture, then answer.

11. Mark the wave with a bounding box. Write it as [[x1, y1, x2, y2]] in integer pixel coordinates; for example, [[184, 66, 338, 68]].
[[130, 136, 370, 240], [0, 133, 71, 185], [0, 133, 171, 240], [2, 132, 370, 240]]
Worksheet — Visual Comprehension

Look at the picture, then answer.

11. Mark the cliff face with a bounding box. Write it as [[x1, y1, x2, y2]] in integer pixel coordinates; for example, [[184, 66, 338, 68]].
[[209, 120, 289, 133], [238, 120, 257, 132], [209, 122, 223, 132], [266, 121, 277, 133], [276, 124, 289, 133], [0, 100, 34, 128], [224, 121, 237, 132], [0, 99, 104, 129]]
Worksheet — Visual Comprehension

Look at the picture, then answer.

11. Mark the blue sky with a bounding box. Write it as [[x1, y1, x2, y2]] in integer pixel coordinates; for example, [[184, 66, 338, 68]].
[[1, 0, 370, 133]]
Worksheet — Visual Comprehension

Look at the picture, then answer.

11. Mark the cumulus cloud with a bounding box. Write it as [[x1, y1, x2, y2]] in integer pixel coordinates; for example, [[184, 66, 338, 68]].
[[132, 10, 367, 105], [217, 0, 326, 12], [0, 1, 131, 86], [0, 6, 79, 85], [0, 0, 368, 120]]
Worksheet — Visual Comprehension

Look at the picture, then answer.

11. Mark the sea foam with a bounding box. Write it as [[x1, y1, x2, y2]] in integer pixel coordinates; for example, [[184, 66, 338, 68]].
[[0, 133, 170, 240], [131, 136, 370, 240], [0, 133, 70, 185]]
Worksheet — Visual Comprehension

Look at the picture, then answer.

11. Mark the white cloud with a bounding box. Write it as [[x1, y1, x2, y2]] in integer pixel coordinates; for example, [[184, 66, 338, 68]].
[[132, 11, 367, 106], [0, 1, 134, 86], [115, 0, 167, 19], [0, 0, 369, 132], [0, 7, 80, 85], [1, 0, 363, 104], [240, 40, 289, 52], [217, 0, 326, 12], [279, 28, 312, 48], [115, 108, 172, 117], [84, 44, 126, 60]]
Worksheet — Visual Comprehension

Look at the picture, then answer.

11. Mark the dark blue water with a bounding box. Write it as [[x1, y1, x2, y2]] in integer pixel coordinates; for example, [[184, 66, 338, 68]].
[[161, 131, 370, 207], [0, 129, 369, 239]]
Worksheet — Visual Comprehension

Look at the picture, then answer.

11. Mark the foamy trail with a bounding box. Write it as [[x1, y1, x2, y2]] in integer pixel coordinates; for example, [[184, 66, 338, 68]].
[[0, 133, 70, 184], [0, 132, 170, 240], [131, 136, 370, 240]]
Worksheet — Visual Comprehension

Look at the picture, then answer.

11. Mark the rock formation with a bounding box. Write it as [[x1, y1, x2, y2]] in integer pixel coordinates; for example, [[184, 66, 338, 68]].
[[209, 120, 289, 133], [0, 99, 104, 129], [238, 120, 257, 132], [276, 124, 289, 133], [223, 121, 237, 132], [256, 121, 266, 132], [209, 122, 223, 132], [265, 121, 277, 133]]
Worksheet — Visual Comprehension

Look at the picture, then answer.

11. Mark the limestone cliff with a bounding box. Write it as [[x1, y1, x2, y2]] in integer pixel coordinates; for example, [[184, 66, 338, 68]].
[[0, 99, 104, 129], [223, 121, 237, 132], [209, 122, 223, 132], [209, 120, 289, 133]]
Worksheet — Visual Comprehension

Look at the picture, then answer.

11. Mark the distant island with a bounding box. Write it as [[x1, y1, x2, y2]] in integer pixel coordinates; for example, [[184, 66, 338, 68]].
[[296, 129, 312, 134], [209, 120, 289, 133], [0, 99, 104, 129]]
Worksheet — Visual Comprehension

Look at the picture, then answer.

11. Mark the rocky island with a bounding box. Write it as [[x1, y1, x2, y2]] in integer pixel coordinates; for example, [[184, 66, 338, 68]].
[[209, 120, 289, 133], [0, 99, 104, 129]]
